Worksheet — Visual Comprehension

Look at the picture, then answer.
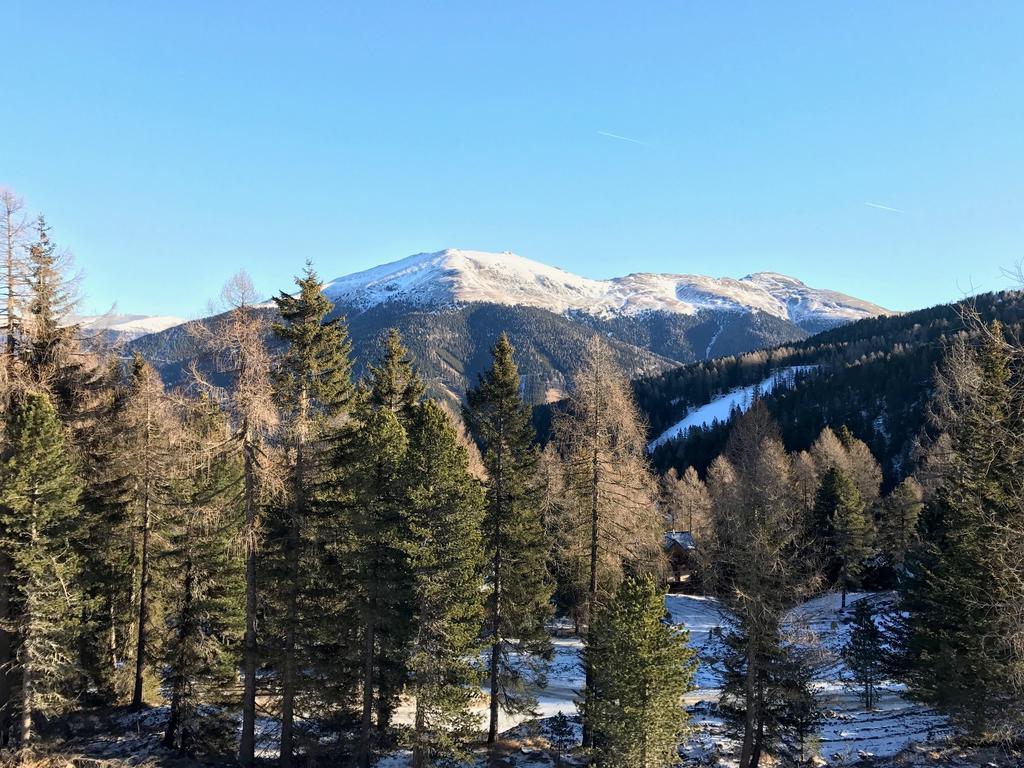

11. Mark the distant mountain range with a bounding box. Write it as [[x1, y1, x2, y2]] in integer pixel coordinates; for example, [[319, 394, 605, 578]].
[[124, 248, 892, 403], [322, 249, 889, 334], [77, 313, 186, 340]]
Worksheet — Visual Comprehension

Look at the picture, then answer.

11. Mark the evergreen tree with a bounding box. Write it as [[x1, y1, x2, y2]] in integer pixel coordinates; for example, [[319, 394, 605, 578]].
[[161, 398, 245, 756], [0, 393, 84, 746], [583, 575, 695, 768], [269, 264, 355, 767], [348, 406, 410, 768], [842, 599, 884, 711], [897, 322, 1023, 734], [878, 477, 923, 569], [21, 217, 82, 406], [72, 361, 135, 702], [367, 328, 423, 422], [814, 466, 874, 607], [464, 333, 552, 744], [404, 401, 485, 768]]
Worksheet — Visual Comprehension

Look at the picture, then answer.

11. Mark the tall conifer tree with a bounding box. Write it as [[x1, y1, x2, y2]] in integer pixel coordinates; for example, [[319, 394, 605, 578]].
[[269, 264, 354, 766], [161, 398, 245, 755], [464, 333, 552, 744], [583, 575, 695, 768], [0, 393, 84, 746], [404, 401, 485, 768], [897, 322, 1023, 734]]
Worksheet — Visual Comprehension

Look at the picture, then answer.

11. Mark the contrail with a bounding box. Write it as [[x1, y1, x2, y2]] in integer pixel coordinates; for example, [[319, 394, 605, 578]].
[[597, 130, 647, 146], [864, 201, 905, 214]]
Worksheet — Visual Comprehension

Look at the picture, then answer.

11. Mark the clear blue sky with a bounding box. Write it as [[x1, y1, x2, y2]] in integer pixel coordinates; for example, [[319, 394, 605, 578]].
[[2, 2, 1022, 317]]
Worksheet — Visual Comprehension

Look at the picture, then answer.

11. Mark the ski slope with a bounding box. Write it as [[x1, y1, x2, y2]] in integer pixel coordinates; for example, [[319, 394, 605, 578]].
[[647, 365, 819, 452]]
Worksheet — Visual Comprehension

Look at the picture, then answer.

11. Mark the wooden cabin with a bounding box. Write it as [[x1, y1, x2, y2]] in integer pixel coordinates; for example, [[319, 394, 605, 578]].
[[664, 530, 697, 592]]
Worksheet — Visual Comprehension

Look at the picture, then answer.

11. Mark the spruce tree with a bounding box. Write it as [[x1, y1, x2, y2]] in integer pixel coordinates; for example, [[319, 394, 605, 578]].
[[21, 217, 82, 406], [347, 406, 410, 768], [464, 333, 552, 744], [368, 328, 423, 422], [404, 401, 485, 768], [897, 322, 1022, 734], [842, 599, 884, 711], [878, 477, 923, 569], [161, 397, 245, 756], [0, 392, 84, 746], [583, 574, 695, 768], [814, 466, 874, 607], [269, 264, 354, 766], [73, 361, 135, 702]]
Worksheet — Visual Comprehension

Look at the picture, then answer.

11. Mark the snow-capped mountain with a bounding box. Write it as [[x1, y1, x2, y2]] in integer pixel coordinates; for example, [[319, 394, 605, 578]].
[[323, 249, 890, 332], [77, 313, 187, 340]]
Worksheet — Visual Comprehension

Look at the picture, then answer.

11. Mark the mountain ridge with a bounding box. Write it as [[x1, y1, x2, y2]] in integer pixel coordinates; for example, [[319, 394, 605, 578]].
[[321, 248, 891, 333]]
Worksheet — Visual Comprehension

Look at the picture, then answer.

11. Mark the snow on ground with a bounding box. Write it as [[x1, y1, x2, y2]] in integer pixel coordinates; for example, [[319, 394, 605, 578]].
[[647, 365, 819, 452], [381, 590, 946, 766], [61, 591, 947, 767]]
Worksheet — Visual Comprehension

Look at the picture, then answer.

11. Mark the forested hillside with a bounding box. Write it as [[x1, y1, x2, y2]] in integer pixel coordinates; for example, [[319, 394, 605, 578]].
[[638, 290, 1024, 486], [129, 299, 814, 406]]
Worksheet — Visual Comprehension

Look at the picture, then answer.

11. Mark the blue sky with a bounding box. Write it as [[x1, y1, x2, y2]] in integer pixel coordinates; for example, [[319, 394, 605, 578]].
[[2, 2, 1022, 317]]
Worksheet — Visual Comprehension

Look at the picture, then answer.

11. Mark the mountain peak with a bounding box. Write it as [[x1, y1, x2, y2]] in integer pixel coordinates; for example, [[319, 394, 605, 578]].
[[322, 248, 891, 332]]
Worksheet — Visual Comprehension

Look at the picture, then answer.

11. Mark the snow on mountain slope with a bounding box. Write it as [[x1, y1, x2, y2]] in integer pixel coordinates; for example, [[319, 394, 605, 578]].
[[323, 249, 890, 331], [77, 313, 187, 338], [647, 365, 819, 452]]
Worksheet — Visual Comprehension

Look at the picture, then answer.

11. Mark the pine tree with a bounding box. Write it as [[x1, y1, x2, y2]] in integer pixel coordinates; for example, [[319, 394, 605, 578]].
[[464, 333, 552, 744], [842, 599, 884, 711], [0, 392, 84, 746], [269, 264, 354, 767], [367, 328, 423, 422], [21, 217, 82, 406], [583, 574, 695, 768], [814, 466, 874, 608], [404, 401, 485, 768], [74, 361, 135, 702], [161, 397, 245, 756], [348, 406, 410, 768], [878, 477, 923, 569], [897, 322, 1023, 734]]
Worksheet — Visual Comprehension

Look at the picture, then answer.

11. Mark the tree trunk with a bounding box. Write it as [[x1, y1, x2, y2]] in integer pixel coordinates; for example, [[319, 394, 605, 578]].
[[239, 442, 259, 765], [19, 657, 31, 748], [487, 443, 504, 745], [738, 643, 757, 768], [164, 553, 194, 750], [0, 551, 11, 748], [131, 492, 152, 709], [278, 528, 299, 768], [412, 697, 426, 768], [280, 389, 307, 768], [581, 368, 601, 751], [358, 599, 376, 768]]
